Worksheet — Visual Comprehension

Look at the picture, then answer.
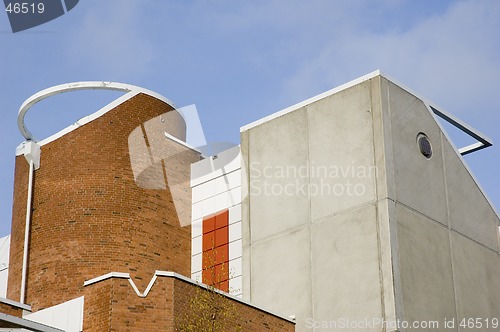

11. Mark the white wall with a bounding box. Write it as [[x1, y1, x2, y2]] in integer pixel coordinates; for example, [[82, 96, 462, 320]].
[[24, 296, 84, 332], [0, 235, 10, 298], [191, 146, 243, 297]]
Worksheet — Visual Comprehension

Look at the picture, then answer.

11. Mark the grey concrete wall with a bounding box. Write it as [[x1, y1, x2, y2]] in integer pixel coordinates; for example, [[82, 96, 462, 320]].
[[383, 77, 500, 331], [241, 79, 391, 331], [241, 74, 500, 332]]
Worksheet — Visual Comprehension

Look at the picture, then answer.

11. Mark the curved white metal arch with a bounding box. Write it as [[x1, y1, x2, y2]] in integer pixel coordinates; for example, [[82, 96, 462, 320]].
[[18, 81, 178, 141]]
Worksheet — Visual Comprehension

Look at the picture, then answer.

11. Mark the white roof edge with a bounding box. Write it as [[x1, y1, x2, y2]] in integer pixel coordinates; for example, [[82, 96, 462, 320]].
[[240, 70, 382, 132], [83, 271, 130, 286], [0, 312, 64, 332], [16, 82, 182, 155], [164, 131, 202, 154], [0, 296, 31, 311], [31, 91, 140, 150]]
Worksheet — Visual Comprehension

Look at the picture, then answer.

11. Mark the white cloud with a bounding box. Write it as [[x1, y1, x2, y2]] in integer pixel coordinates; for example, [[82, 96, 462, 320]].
[[280, 0, 500, 118]]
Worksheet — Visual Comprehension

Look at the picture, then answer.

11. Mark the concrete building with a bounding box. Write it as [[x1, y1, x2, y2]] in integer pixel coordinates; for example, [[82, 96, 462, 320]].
[[190, 71, 499, 331], [0, 71, 498, 331], [236, 72, 500, 331]]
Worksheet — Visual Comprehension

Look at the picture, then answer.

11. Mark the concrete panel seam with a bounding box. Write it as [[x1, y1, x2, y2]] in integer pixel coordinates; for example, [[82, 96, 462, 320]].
[[310, 200, 379, 225], [387, 199, 405, 323], [384, 85, 405, 321], [369, 76, 389, 200], [249, 223, 310, 247], [450, 229, 500, 255], [440, 132, 460, 322], [382, 78, 397, 203], [374, 196, 387, 322], [396, 201, 498, 253], [304, 104, 315, 326], [394, 201, 448, 232]]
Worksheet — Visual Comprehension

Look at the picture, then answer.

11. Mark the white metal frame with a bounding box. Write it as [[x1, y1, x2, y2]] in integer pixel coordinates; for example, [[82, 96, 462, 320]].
[[17, 81, 179, 143], [429, 106, 492, 155]]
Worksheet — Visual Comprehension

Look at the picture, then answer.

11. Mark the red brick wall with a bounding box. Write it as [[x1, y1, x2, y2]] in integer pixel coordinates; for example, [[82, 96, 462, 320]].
[[173, 277, 295, 332], [82, 275, 294, 332], [7, 156, 30, 304], [7, 93, 201, 311], [82, 279, 113, 331], [83, 277, 173, 331], [0, 301, 25, 318]]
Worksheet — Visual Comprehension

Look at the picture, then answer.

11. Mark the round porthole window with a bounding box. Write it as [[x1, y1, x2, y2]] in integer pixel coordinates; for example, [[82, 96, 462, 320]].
[[417, 133, 432, 159]]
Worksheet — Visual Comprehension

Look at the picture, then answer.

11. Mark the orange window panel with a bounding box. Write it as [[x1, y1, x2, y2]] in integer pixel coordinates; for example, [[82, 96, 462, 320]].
[[202, 209, 229, 292], [203, 215, 216, 234], [215, 209, 229, 229], [215, 263, 229, 283], [215, 243, 229, 264], [202, 231, 215, 252], [215, 226, 229, 247], [201, 263, 229, 292], [219, 280, 229, 293]]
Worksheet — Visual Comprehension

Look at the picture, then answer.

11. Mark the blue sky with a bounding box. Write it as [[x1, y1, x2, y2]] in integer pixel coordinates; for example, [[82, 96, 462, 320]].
[[0, 0, 499, 236]]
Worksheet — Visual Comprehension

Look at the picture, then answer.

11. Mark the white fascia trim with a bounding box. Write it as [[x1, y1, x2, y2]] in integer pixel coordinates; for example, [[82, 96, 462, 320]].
[[128, 277, 148, 298], [458, 142, 485, 155], [83, 272, 130, 286], [164, 131, 202, 154], [240, 70, 382, 132], [16, 81, 182, 155], [37, 91, 140, 148], [83, 270, 295, 323], [0, 297, 32, 311], [0, 312, 64, 332]]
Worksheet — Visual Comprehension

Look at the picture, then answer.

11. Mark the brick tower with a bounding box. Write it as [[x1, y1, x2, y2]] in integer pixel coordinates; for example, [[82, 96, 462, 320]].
[[7, 83, 201, 311], [0, 82, 295, 331]]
